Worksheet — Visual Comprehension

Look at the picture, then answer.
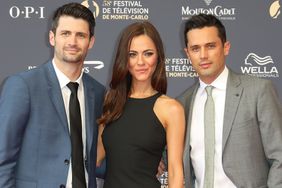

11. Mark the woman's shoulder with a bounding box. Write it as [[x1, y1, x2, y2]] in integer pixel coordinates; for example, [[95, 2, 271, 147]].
[[156, 94, 184, 113], [154, 94, 185, 129]]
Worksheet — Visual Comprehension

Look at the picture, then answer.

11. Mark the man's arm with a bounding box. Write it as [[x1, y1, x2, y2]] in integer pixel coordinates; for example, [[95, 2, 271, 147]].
[[258, 80, 282, 187], [0, 76, 30, 188]]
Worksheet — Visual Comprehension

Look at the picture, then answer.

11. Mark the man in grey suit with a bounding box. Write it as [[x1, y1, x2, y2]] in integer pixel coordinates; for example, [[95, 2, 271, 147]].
[[177, 14, 282, 188], [0, 3, 105, 188]]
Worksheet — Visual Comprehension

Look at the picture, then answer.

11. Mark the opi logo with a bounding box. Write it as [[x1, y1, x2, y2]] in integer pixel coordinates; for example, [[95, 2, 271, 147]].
[[9, 6, 45, 19]]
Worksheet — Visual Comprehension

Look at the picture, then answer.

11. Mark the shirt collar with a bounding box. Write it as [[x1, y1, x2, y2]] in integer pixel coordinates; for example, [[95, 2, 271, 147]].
[[198, 66, 229, 94], [52, 59, 83, 89]]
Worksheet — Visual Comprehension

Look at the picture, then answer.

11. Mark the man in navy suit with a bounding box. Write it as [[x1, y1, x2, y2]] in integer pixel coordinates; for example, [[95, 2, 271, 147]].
[[0, 3, 105, 188]]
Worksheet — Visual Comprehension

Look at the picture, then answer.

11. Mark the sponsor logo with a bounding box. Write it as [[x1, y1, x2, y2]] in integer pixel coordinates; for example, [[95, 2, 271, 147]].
[[83, 60, 104, 73], [84, 61, 104, 69], [203, 0, 213, 6], [81, 0, 100, 18], [159, 171, 168, 188], [181, 0, 236, 20], [28, 66, 37, 70], [100, 0, 149, 20], [269, 0, 280, 19], [244, 53, 273, 66], [241, 52, 279, 78], [165, 58, 198, 78], [9, 6, 45, 19], [27, 61, 104, 73]]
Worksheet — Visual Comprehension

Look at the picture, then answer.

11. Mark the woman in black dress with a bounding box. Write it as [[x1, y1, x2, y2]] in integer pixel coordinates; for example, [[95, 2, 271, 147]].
[[97, 21, 185, 188]]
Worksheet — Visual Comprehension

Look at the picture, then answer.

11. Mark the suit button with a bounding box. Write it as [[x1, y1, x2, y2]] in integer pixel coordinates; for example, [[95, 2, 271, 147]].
[[60, 184, 65, 188], [64, 159, 69, 165]]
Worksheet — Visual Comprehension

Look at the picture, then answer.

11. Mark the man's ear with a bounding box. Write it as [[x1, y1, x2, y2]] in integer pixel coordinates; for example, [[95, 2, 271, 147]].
[[184, 47, 190, 59], [88, 36, 95, 49], [49, 30, 55, 47], [224, 41, 231, 56]]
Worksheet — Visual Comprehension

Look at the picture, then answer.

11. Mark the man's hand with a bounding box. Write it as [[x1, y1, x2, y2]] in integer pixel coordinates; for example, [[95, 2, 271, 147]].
[[156, 159, 166, 177]]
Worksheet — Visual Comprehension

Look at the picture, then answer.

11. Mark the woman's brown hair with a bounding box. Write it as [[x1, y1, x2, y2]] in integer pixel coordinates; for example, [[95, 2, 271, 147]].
[[98, 21, 167, 125]]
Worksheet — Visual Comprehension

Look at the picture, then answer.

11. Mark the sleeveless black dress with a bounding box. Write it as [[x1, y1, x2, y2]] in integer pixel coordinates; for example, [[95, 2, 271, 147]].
[[102, 93, 166, 188]]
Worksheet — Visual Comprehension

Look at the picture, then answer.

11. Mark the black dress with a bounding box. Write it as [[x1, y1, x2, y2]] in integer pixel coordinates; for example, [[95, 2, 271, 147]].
[[102, 93, 166, 188]]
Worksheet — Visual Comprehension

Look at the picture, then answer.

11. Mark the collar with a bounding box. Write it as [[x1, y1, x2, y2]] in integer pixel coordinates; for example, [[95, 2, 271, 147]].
[[198, 66, 229, 95], [52, 59, 83, 89]]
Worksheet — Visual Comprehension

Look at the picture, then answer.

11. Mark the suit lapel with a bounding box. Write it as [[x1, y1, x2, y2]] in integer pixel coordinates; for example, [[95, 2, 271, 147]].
[[183, 83, 199, 188], [184, 83, 199, 161], [83, 75, 96, 156], [45, 62, 69, 134], [222, 71, 243, 150], [46, 62, 96, 165]]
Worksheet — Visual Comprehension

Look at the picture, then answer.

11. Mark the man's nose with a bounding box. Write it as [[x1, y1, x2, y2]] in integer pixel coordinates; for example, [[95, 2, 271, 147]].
[[200, 47, 208, 59]]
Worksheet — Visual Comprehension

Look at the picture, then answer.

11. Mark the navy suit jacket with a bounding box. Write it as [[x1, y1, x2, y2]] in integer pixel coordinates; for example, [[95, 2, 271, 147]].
[[0, 61, 105, 188]]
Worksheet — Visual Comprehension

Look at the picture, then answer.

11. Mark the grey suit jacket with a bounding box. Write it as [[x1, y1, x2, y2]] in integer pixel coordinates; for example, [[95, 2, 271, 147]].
[[177, 69, 282, 188], [0, 61, 105, 188]]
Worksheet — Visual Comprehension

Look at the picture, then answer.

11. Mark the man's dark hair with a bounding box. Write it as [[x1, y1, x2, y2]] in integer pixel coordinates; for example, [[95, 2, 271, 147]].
[[51, 2, 95, 38], [184, 14, 226, 46]]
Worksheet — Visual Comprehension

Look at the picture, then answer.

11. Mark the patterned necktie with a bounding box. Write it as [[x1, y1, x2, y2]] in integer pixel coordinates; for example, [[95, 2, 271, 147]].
[[203, 86, 215, 188], [67, 82, 86, 188]]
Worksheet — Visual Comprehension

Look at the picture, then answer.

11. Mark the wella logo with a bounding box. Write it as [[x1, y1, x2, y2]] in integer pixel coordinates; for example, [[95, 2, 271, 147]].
[[244, 53, 274, 66], [241, 52, 279, 77]]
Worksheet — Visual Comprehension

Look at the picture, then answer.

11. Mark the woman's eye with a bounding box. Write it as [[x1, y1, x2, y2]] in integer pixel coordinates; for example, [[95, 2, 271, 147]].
[[144, 52, 154, 57], [129, 52, 136, 58]]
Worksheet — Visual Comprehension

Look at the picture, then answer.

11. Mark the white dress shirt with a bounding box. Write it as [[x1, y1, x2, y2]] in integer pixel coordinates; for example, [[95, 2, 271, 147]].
[[190, 66, 236, 188], [52, 60, 88, 188]]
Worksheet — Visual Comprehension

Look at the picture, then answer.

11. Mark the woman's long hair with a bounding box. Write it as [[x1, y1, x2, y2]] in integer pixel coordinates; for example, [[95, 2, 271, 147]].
[[98, 21, 167, 125]]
